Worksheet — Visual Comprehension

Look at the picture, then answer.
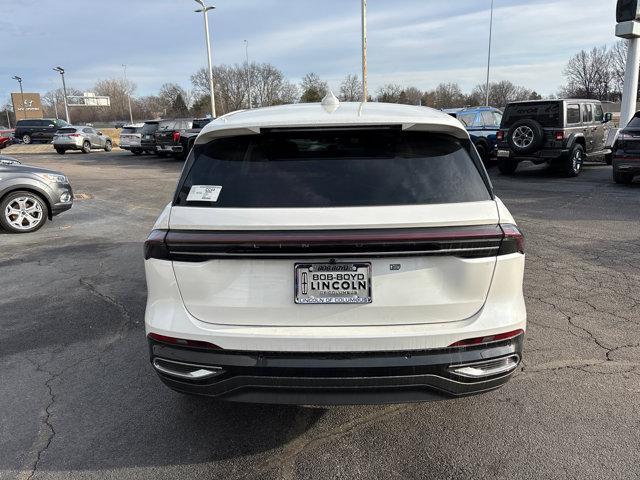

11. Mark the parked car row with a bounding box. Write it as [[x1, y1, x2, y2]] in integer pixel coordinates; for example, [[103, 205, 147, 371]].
[[0, 127, 14, 149], [120, 117, 212, 159]]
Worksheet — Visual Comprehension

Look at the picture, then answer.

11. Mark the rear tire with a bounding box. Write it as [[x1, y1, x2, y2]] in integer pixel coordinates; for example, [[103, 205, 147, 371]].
[[605, 153, 613, 166], [498, 157, 518, 175], [55, 148, 66, 155], [104, 140, 112, 152], [475, 142, 489, 163], [22, 134, 32, 145], [613, 170, 634, 184], [82, 141, 91, 154], [563, 144, 584, 177], [0, 190, 48, 233]]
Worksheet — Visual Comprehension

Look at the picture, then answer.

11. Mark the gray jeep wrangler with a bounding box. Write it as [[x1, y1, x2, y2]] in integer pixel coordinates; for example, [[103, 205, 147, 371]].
[[496, 99, 613, 177]]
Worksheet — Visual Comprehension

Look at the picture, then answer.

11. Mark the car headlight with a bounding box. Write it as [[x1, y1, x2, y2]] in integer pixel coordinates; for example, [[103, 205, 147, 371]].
[[35, 173, 68, 184]]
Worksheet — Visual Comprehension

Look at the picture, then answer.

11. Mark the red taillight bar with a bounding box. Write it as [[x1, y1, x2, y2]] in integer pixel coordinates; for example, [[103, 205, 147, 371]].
[[496, 130, 505, 141], [172, 131, 181, 142], [555, 131, 564, 141], [449, 329, 524, 347], [148, 332, 221, 350]]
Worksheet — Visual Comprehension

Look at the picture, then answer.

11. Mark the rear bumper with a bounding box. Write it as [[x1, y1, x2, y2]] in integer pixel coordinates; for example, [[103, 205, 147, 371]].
[[156, 144, 183, 153], [613, 155, 640, 173], [148, 334, 524, 405], [498, 148, 569, 161]]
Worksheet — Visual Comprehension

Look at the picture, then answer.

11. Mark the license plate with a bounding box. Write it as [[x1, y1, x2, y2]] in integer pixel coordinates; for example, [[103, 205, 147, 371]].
[[497, 150, 510, 158], [295, 263, 372, 304], [145, 135, 151, 139]]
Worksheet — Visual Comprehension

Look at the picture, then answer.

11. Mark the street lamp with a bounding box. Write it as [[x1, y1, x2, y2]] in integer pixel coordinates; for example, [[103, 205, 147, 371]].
[[361, 0, 368, 102], [53, 67, 71, 123], [194, 0, 217, 118], [485, 0, 495, 106], [122, 64, 134, 124], [244, 40, 253, 109], [11, 76, 25, 120]]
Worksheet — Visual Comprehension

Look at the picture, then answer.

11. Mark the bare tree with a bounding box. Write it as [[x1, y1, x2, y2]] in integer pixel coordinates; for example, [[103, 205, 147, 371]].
[[339, 74, 362, 102], [469, 80, 532, 107], [401, 87, 423, 105], [611, 40, 628, 97], [300, 73, 329, 103], [93, 78, 137, 121], [562, 46, 612, 100], [428, 83, 466, 109], [376, 84, 403, 103]]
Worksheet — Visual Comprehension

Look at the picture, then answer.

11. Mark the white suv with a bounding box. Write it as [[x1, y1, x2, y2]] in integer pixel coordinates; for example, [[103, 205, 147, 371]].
[[144, 98, 526, 405]]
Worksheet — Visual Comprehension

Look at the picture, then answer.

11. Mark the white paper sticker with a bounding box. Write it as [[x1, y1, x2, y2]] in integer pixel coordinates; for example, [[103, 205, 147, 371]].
[[187, 185, 222, 202]]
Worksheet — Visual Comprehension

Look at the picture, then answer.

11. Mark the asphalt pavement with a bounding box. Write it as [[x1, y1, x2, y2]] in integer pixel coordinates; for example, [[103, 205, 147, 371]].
[[1, 150, 639, 480]]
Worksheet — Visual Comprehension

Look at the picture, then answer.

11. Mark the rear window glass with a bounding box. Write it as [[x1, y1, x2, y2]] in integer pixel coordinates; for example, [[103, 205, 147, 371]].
[[57, 128, 77, 134], [158, 121, 175, 130], [192, 119, 211, 129], [501, 102, 562, 128], [627, 115, 640, 128], [458, 113, 477, 127], [175, 129, 491, 208], [121, 127, 139, 134], [141, 123, 159, 134]]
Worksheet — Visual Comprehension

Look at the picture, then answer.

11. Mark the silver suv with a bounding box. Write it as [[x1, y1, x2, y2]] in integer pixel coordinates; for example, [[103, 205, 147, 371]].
[[53, 126, 112, 154], [0, 156, 73, 233]]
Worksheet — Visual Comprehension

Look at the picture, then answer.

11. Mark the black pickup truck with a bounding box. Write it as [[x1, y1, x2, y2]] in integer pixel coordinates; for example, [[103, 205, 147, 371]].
[[154, 118, 213, 159]]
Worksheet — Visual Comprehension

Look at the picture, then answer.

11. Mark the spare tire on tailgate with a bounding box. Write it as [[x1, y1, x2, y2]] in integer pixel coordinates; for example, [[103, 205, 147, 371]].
[[507, 119, 544, 155]]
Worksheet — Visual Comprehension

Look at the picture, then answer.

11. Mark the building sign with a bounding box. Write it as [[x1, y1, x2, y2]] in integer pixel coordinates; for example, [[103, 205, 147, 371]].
[[11, 93, 43, 120]]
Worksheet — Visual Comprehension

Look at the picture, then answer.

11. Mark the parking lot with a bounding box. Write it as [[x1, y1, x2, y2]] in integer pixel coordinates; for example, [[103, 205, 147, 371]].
[[1, 150, 639, 480]]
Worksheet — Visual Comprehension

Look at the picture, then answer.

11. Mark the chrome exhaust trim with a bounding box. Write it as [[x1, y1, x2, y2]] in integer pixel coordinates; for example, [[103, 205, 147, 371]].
[[448, 354, 520, 379], [153, 358, 224, 380]]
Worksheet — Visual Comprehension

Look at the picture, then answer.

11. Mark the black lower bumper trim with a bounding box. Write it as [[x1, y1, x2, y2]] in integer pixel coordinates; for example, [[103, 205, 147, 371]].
[[148, 336, 524, 405]]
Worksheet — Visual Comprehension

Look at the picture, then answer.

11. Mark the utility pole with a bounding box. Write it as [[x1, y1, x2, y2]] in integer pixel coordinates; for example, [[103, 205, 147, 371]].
[[194, 0, 217, 118], [244, 40, 253, 109], [123, 64, 134, 124], [485, 0, 494, 106], [5, 106, 11, 128], [12, 76, 25, 120], [361, 0, 368, 102], [53, 67, 71, 123]]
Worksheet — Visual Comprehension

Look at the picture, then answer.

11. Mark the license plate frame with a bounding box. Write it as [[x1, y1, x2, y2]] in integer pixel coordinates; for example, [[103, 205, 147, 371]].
[[294, 263, 372, 305]]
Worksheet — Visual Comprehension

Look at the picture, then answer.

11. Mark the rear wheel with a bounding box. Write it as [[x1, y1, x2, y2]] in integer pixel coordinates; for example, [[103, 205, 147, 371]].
[[475, 142, 489, 163], [82, 141, 91, 154], [498, 157, 518, 175], [22, 134, 32, 144], [104, 140, 112, 152], [0, 191, 48, 233], [605, 153, 613, 166], [55, 148, 66, 155], [563, 144, 584, 177], [613, 170, 634, 184]]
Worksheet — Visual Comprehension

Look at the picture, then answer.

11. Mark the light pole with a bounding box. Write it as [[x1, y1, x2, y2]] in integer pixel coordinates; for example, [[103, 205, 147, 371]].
[[12, 76, 26, 120], [485, 0, 494, 106], [194, 0, 217, 118], [5, 105, 11, 128], [122, 64, 134, 124], [361, 0, 368, 102], [244, 40, 253, 109], [53, 67, 71, 123]]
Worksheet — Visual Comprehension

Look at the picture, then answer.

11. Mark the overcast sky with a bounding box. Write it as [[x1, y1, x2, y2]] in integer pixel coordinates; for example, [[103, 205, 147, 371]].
[[1, 0, 618, 100]]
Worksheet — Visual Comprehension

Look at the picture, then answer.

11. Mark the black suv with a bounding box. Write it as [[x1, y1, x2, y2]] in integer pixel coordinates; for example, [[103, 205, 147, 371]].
[[14, 118, 71, 145], [155, 118, 212, 159], [496, 100, 613, 177]]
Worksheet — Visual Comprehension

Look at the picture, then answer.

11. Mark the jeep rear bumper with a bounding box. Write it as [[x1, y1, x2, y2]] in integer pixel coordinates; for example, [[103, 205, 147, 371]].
[[148, 334, 524, 405]]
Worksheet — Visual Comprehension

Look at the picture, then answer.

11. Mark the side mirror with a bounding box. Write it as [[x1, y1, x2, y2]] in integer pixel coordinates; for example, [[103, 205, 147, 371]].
[[604, 112, 613, 123], [49, 124, 55, 127]]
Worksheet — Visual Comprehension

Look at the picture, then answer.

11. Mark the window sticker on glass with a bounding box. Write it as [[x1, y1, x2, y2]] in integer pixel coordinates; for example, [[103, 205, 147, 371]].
[[186, 185, 222, 202]]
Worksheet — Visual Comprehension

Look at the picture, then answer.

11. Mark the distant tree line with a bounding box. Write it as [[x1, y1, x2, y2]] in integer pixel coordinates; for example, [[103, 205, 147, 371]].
[[17, 40, 631, 125]]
